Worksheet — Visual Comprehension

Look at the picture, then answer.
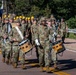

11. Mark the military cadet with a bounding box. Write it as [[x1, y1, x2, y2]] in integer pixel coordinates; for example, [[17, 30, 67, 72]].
[[1, 17, 12, 64], [9, 19, 26, 69], [47, 19, 58, 70], [51, 19, 57, 42], [31, 18, 39, 61], [21, 19, 28, 37], [35, 17, 52, 73], [59, 18, 67, 43]]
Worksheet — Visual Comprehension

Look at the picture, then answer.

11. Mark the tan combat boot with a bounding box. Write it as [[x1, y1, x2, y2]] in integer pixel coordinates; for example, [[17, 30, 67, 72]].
[[40, 66, 45, 72], [9, 59, 12, 64], [53, 63, 59, 71], [21, 64, 26, 69], [2, 57, 5, 63], [13, 63, 17, 68], [6, 59, 9, 65], [54, 63, 58, 69], [46, 66, 51, 73]]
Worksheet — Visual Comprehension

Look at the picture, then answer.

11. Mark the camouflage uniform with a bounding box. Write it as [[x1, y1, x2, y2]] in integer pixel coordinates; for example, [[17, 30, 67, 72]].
[[48, 18, 58, 68], [19, 23, 26, 65], [59, 20, 67, 43], [21, 23, 28, 37], [31, 24, 38, 45], [1, 21, 12, 64], [31, 23, 39, 61], [37, 24, 51, 70], [9, 24, 25, 68], [48, 25, 57, 66]]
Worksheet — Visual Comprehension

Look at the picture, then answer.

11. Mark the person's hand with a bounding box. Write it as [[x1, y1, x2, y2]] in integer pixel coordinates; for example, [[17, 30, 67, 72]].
[[35, 39, 40, 46], [13, 38, 17, 41]]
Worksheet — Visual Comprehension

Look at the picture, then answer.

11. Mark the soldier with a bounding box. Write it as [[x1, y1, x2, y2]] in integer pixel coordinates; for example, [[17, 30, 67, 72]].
[[47, 19, 58, 70], [35, 17, 52, 73], [21, 19, 28, 37], [59, 18, 67, 43], [51, 19, 57, 42], [31, 19, 39, 61], [1, 17, 12, 64], [9, 19, 26, 69]]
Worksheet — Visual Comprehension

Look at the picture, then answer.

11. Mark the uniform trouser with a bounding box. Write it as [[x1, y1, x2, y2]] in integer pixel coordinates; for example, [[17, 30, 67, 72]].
[[50, 43, 57, 64], [32, 39, 39, 62], [19, 50, 25, 64], [62, 35, 65, 43], [35, 45, 39, 62], [38, 41, 50, 67], [2, 44, 11, 59], [12, 45, 19, 63], [2, 46, 6, 58]]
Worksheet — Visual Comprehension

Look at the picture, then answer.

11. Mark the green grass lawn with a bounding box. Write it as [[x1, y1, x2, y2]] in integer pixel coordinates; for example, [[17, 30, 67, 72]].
[[66, 33, 76, 39]]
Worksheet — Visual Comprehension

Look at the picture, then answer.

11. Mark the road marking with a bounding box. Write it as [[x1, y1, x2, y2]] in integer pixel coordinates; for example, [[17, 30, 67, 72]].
[[28, 63, 70, 75], [66, 48, 76, 53], [52, 70, 70, 75]]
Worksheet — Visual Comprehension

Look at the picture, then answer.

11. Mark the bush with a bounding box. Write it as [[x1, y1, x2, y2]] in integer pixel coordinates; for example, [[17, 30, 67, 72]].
[[67, 16, 76, 28]]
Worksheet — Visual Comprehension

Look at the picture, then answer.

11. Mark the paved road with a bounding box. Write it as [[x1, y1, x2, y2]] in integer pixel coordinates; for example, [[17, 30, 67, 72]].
[[0, 38, 76, 75]]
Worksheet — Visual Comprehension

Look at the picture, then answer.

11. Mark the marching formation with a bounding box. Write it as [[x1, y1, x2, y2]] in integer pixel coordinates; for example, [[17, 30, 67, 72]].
[[0, 14, 67, 73]]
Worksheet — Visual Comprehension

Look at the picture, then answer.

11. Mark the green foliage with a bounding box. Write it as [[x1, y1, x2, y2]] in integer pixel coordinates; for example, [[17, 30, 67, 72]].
[[67, 16, 76, 28], [30, 5, 40, 17], [66, 33, 76, 39], [0, 1, 2, 8], [6, 0, 76, 23], [14, 0, 30, 15], [44, 4, 51, 17]]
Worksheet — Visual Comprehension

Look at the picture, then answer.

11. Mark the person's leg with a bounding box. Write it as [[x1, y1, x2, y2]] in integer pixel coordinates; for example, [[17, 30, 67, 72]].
[[38, 46, 44, 72], [44, 42, 51, 73], [12, 46, 19, 68], [19, 50, 26, 69], [51, 49, 58, 69]]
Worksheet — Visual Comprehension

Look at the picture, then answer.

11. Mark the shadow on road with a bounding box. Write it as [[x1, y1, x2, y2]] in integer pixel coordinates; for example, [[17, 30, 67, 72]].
[[58, 59, 76, 71]]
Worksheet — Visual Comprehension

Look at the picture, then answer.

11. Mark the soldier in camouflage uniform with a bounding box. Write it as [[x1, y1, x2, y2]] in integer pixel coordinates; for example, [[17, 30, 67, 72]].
[[9, 19, 26, 69], [51, 19, 57, 42], [36, 17, 52, 73], [59, 18, 67, 43], [47, 19, 58, 69], [1, 18, 12, 64], [21, 19, 28, 37], [31, 19, 39, 61]]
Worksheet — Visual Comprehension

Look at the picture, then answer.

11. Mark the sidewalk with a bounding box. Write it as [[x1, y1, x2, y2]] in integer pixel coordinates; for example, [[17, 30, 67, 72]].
[[64, 38, 76, 50]]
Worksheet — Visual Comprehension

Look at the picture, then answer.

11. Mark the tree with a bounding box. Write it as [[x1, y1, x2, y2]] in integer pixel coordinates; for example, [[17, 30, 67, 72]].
[[0, 1, 1, 8], [30, 5, 40, 17], [44, 4, 51, 17]]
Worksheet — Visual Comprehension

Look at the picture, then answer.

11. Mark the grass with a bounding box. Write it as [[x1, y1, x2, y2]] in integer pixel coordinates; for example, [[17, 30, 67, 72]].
[[66, 33, 76, 39]]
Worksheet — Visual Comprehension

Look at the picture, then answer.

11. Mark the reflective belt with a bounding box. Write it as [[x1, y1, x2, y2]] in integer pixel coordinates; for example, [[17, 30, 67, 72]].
[[15, 26, 24, 40]]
